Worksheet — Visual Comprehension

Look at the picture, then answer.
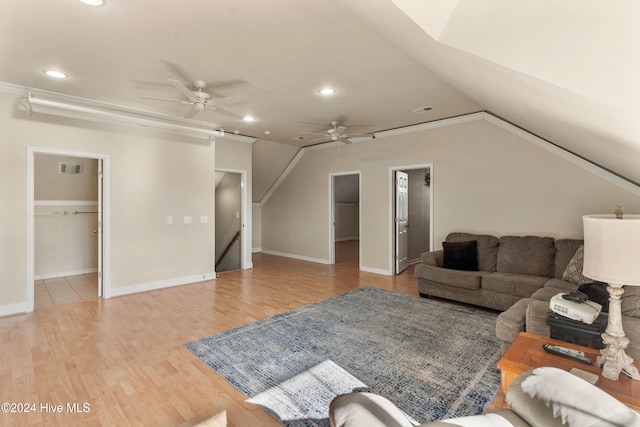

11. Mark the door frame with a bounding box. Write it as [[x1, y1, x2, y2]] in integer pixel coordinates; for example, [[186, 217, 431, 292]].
[[389, 163, 434, 274], [26, 147, 111, 312], [328, 171, 361, 266], [215, 168, 251, 270]]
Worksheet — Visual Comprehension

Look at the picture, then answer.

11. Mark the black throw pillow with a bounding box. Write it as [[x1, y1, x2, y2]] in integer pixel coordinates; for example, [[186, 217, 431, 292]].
[[578, 281, 610, 313], [442, 240, 478, 271]]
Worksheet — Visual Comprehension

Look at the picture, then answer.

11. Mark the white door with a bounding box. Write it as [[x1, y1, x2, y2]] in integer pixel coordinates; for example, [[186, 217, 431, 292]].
[[97, 159, 103, 297], [395, 171, 409, 274]]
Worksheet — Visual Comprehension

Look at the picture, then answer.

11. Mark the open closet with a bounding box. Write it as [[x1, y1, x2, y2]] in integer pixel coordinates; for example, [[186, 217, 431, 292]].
[[33, 153, 101, 307]]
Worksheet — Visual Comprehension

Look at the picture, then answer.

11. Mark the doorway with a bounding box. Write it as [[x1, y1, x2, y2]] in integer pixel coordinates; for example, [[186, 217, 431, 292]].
[[27, 148, 110, 312], [329, 172, 361, 266], [391, 165, 432, 274], [215, 171, 242, 272]]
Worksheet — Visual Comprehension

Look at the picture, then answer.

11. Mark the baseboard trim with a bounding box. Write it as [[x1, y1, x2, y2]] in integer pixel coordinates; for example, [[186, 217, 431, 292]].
[[335, 237, 359, 243], [0, 302, 28, 318], [261, 250, 330, 265], [35, 268, 98, 281], [108, 272, 216, 298], [360, 266, 392, 276]]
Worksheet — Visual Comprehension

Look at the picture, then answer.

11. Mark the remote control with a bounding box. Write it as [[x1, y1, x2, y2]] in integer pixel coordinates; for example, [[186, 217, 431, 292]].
[[543, 344, 592, 365]]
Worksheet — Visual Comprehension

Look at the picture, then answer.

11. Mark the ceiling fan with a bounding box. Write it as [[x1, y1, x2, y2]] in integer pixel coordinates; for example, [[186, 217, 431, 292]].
[[300, 120, 374, 144], [143, 79, 247, 120]]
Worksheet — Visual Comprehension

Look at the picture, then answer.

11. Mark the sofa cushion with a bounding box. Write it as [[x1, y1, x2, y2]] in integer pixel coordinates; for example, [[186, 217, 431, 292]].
[[446, 233, 498, 272], [442, 240, 478, 271], [622, 285, 640, 317], [482, 273, 547, 299], [554, 239, 583, 278], [561, 245, 593, 286], [541, 278, 580, 294], [421, 250, 443, 267], [497, 236, 555, 278], [530, 285, 575, 302], [418, 264, 482, 290]]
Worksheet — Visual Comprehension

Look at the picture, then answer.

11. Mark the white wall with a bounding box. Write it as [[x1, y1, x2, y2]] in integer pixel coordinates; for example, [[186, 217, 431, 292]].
[[252, 203, 262, 252], [34, 154, 99, 278], [0, 91, 252, 315], [261, 119, 640, 274]]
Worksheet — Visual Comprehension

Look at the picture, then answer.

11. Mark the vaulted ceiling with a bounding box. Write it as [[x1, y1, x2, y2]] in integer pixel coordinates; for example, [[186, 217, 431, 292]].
[[2, 0, 638, 199]]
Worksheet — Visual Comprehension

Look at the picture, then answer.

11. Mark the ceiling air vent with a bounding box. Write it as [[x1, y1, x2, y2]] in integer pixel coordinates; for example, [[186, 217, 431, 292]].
[[58, 162, 83, 175], [412, 106, 435, 113]]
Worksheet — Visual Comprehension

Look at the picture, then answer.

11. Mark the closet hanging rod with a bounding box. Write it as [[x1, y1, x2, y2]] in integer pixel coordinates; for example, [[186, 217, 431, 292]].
[[35, 210, 98, 216]]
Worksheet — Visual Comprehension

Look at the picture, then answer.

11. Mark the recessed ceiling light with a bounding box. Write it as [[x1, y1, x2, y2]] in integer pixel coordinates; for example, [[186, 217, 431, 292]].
[[319, 88, 335, 95], [243, 115, 256, 122], [43, 70, 68, 79], [80, 0, 104, 6]]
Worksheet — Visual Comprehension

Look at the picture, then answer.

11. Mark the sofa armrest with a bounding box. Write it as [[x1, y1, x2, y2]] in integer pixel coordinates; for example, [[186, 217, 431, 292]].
[[421, 250, 443, 267], [525, 300, 551, 338]]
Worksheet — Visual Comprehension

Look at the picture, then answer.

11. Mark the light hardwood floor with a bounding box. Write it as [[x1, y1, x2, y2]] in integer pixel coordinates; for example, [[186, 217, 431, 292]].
[[0, 242, 500, 426]]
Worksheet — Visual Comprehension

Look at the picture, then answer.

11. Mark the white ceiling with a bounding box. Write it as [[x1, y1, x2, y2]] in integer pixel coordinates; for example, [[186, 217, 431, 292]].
[[2, 0, 639, 191]]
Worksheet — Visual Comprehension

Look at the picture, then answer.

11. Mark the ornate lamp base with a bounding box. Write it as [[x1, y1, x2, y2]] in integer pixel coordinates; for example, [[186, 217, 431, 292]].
[[596, 283, 640, 380]]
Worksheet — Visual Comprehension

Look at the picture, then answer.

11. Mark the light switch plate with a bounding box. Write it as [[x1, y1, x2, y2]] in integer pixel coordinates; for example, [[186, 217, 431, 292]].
[[167, 216, 173, 225], [200, 215, 208, 223], [184, 216, 192, 224]]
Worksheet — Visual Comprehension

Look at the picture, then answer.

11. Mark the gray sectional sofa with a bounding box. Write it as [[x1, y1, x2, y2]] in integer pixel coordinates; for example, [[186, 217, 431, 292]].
[[415, 232, 640, 360]]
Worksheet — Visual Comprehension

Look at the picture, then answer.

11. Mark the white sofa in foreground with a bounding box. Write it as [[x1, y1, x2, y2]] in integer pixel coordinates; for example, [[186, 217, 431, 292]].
[[329, 367, 640, 427]]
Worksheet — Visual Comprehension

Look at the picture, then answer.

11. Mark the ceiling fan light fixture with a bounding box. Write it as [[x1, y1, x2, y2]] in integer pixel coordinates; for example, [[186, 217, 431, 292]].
[[43, 70, 68, 79], [80, 0, 104, 6], [243, 115, 256, 122], [319, 88, 335, 95]]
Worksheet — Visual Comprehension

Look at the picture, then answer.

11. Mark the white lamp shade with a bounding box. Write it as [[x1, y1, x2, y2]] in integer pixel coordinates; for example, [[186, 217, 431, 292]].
[[582, 214, 640, 286]]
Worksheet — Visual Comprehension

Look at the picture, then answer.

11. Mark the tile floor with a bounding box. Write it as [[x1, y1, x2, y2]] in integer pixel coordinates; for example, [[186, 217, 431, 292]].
[[35, 273, 99, 308]]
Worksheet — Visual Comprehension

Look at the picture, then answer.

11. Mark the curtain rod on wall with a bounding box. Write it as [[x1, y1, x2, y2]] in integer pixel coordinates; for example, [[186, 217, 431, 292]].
[[35, 210, 98, 215]]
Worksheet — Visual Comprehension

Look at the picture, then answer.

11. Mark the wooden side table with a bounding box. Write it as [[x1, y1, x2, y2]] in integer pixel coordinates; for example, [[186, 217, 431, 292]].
[[497, 332, 640, 412]]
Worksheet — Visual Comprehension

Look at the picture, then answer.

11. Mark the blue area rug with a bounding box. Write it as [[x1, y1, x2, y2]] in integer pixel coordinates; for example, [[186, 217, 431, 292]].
[[185, 287, 501, 426]]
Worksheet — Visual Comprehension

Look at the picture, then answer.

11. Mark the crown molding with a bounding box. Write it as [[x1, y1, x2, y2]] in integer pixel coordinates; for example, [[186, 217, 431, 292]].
[[259, 111, 640, 205]]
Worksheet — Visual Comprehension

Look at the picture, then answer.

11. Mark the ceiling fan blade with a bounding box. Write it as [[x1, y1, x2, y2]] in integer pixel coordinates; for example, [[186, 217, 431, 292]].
[[338, 137, 352, 144], [163, 62, 194, 84], [209, 95, 248, 106], [300, 131, 329, 137], [140, 96, 191, 105], [335, 126, 347, 135], [208, 106, 245, 120], [169, 79, 196, 100], [184, 107, 201, 119], [308, 137, 330, 143]]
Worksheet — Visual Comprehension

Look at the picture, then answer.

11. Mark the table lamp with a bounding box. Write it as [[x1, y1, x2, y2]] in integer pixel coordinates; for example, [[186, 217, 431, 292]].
[[583, 212, 640, 380]]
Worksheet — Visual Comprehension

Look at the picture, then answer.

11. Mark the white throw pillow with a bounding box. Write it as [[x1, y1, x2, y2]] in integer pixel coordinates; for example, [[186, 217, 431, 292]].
[[520, 367, 640, 427]]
